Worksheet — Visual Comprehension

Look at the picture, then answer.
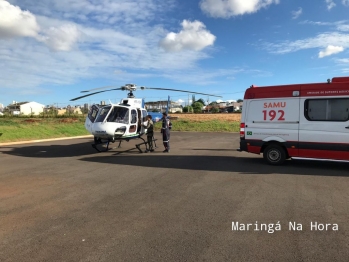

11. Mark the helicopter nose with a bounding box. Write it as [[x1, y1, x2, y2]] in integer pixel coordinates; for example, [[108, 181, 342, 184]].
[[92, 123, 108, 136]]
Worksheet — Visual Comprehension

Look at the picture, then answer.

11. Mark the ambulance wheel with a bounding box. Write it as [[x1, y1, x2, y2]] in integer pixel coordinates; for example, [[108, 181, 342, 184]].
[[263, 144, 286, 165]]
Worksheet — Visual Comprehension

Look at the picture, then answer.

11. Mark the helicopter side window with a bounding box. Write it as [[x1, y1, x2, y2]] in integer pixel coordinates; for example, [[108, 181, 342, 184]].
[[95, 106, 111, 122], [131, 109, 137, 124], [88, 105, 99, 122], [142, 110, 147, 122], [121, 108, 129, 123]]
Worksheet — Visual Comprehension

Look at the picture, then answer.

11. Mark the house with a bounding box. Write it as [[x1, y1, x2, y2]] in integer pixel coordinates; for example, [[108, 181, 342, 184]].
[[145, 100, 183, 113], [203, 101, 243, 113], [7, 101, 45, 115], [230, 102, 243, 111]]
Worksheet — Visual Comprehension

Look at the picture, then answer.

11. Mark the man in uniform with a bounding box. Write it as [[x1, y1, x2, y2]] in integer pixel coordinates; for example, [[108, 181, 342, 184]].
[[143, 115, 154, 152], [161, 112, 170, 152]]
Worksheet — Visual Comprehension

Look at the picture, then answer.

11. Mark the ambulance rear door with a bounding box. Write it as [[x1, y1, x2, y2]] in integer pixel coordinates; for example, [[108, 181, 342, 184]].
[[244, 87, 300, 156]]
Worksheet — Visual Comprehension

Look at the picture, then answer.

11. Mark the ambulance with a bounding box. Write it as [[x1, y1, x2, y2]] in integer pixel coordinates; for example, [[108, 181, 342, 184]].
[[238, 77, 349, 165]]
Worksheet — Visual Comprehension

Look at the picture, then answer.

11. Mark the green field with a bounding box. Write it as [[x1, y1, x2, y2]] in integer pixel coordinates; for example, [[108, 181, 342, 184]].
[[0, 116, 239, 143]]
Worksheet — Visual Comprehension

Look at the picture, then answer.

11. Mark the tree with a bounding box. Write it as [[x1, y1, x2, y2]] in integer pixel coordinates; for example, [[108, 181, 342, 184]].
[[81, 107, 89, 114], [237, 99, 243, 103], [192, 102, 204, 113], [211, 107, 220, 113], [195, 98, 205, 105], [183, 106, 193, 113]]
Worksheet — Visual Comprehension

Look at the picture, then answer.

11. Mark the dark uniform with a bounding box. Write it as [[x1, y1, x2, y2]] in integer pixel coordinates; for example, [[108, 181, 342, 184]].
[[161, 115, 170, 152], [145, 119, 154, 152], [143, 116, 154, 152]]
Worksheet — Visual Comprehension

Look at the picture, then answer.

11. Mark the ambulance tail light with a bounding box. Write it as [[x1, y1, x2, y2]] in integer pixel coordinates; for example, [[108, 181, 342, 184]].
[[240, 123, 245, 139]]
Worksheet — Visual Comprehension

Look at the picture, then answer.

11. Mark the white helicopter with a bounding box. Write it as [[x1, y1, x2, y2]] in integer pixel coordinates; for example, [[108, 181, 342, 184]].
[[70, 84, 222, 152]]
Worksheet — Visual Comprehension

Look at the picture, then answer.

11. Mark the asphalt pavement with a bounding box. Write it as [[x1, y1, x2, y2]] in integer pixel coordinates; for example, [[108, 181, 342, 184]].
[[0, 132, 348, 261]]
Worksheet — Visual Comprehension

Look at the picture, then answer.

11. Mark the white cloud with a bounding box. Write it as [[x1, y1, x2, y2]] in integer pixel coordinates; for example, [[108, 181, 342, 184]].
[[159, 20, 216, 52], [335, 58, 349, 74], [0, 0, 40, 38], [342, 0, 349, 6], [291, 7, 302, 19], [325, 0, 336, 10], [319, 45, 344, 58], [8, 0, 174, 28], [264, 32, 349, 55], [300, 20, 349, 32], [300, 20, 332, 26], [0, 0, 251, 102], [200, 0, 280, 18], [337, 24, 349, 31], [37, 24, 81, 51], [0, 1, 80, 51], [162, 68, 244, 85], [335, 58, 349, 63], [0, 1, 223, 97]]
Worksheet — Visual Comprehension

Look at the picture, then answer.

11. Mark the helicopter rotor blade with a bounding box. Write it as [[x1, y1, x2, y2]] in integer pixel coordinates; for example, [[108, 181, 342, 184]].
[[141, 87, 222, 98], [80, 85, 119, 93], [70, 88, 123, 101]]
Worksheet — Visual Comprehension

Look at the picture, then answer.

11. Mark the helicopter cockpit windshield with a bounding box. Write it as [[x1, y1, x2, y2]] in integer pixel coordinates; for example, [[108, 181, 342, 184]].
[[107, 106, 129, 124], [94, 106, 130, 123], [95, 106, 111, 122]]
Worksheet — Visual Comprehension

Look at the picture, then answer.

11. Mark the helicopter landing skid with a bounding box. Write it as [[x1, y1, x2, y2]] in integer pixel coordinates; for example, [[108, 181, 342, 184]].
[[135, 136, 158, 153], [92, 140, 110, 152]]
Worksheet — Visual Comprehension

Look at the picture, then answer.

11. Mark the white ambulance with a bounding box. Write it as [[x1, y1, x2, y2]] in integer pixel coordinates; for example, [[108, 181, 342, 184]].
[[238, 77, 349, 165]]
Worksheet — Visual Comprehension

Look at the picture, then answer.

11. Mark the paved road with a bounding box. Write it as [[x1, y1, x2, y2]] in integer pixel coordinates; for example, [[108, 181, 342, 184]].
[[0, 132, 348, 261]]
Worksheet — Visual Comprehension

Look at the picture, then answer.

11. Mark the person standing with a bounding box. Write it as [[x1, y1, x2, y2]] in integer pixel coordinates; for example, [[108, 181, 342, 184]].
[[161, 112, 171, 152], [143, 115, 154, 152]]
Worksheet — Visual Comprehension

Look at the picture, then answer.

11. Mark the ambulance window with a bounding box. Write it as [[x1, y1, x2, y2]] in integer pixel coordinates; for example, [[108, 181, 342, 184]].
[[305, 98, 349, 121]]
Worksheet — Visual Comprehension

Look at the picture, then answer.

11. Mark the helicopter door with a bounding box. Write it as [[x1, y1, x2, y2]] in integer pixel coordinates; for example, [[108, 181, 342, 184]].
[[137, 109, 142, 133], [141, 109, 147, 134], [129, 109, 137, 133], [85, 104, 99, 133]]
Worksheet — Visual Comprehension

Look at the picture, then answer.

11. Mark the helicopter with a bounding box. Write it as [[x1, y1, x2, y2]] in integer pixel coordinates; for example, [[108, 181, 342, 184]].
[[70, 84, 222, 152]]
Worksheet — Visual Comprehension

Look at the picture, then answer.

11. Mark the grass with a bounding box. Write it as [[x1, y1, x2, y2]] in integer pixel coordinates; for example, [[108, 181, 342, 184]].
[[0, 117, 89, 143], [154, 119, 240, 132], [0, 116, 239, 143]]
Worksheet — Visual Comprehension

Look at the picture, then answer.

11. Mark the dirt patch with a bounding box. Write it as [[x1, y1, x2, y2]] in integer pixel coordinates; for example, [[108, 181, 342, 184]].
[[59, 118, 79, 123], [23, 119, 41, 123], [169, 113, 241, 122]]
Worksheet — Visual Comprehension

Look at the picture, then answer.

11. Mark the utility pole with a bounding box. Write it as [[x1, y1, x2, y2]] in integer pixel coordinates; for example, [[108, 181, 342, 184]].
[[207, 96, 210, 113]]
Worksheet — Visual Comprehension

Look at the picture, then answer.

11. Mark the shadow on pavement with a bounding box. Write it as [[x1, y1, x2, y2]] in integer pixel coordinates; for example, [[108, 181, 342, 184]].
[[1, 139, 348, 177], [79, 154, 349, 177]]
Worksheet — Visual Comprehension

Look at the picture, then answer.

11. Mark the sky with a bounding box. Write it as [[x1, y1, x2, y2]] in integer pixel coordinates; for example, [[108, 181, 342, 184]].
[[2, 0, 349, 107]]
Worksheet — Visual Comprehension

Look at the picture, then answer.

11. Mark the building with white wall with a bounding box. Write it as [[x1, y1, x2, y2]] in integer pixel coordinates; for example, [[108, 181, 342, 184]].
[[7, 101, 45, 115]]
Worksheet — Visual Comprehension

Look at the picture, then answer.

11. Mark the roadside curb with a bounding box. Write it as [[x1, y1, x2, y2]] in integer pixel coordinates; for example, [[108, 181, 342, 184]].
[[0, 135, 93, 146]]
